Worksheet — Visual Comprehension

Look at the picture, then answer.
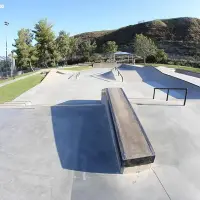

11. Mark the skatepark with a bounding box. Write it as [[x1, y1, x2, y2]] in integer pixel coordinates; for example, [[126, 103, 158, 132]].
[[1, 64, 200, 199]]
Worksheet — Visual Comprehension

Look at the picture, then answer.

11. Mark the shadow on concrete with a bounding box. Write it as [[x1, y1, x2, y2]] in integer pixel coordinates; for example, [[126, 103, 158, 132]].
[[56, 71, 65, 75], [57, 100, 102, 106], [90, 75, 111, 82], [51, 100, 120, 174], [119, 64, 200, 99], [128, 98, 184, 106]]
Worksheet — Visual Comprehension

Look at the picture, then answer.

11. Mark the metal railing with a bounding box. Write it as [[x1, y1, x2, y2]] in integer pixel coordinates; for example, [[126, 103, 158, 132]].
[[68, 72, 80, 80], [76, 72, 80, 79], [114, 67, 123, 82], [153, 87, 188, 106]]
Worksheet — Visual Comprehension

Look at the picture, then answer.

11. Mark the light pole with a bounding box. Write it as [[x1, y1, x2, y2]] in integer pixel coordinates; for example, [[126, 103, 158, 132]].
[[4, 21, 9, 62], [4, 21, 9, 77]]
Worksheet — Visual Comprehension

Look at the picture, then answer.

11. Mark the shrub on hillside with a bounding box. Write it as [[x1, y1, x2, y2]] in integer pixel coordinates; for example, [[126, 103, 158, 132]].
[[155, 49, 168, 63], [167, 59, 200, 68], [151, 20, 167, 28], [146, 49, 168, 63]]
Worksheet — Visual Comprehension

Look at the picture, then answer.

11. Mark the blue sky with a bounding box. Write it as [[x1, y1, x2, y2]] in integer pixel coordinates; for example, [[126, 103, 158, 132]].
[[0, 0, 200, 55]]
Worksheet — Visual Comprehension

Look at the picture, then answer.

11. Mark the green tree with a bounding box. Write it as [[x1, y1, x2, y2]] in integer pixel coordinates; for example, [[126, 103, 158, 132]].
[[134, 34, 157, 64], [33, 19, 58, 67], [68, 37, 80, 59], [79, 40, 97, 60], [13, 29, 34, 70], [155, 49, 168, 63], [102, 41, 118, 53], [56, 30, 70, 65]]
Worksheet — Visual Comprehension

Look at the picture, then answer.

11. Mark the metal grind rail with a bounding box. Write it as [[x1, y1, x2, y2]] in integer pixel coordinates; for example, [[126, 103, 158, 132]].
[[113, 67, 123, 82], [153, 87, 188, 106]]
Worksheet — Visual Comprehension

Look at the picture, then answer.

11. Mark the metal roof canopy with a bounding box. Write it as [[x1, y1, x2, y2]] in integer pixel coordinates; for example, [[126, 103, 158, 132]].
[[114, 51, 137, 64], [114, 51, 133, 56]]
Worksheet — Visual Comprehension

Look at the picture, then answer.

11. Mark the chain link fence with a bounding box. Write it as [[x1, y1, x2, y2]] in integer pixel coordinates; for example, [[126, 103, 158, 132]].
[[0, 58, 16, 78]]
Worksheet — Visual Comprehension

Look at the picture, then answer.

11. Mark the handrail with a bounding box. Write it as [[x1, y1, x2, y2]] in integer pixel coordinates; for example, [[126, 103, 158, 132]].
[[153, 87, 188, 106], [114, 67, 123, 82], [68, 72, 80, 80]]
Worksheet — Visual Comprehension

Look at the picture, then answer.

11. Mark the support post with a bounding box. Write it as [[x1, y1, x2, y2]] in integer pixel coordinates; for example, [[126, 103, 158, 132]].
[[183, 89, 188, 106], [153, 88, 156, 99], [166, 89, 170, 101]]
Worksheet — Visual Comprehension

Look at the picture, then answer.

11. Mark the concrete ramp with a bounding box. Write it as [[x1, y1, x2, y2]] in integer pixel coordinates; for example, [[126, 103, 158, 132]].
[[118, 65, 143, 82], [98, 71, 116, 81], [119, 65, 200, 99], [92, 70, 116, 81], [42, 69, 73, 83]]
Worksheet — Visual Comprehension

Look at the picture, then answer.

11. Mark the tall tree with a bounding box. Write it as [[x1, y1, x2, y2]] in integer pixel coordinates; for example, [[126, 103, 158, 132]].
[[79, 40, 97, 60], [13, 29, 34, 70], [69, 37, 80, 59], [56, 30, 70, 65], [102, 41, 118, 53], [134, 34, 157, 64], [33, 19, 57, 67]]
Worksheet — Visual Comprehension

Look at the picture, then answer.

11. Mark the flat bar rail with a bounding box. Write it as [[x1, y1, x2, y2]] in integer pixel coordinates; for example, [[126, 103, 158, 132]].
[[114, 67, 123, 82], [153, 87, 188, 106]]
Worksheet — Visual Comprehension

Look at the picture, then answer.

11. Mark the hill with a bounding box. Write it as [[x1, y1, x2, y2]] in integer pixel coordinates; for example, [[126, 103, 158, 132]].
[[75, 17, 200, 59]]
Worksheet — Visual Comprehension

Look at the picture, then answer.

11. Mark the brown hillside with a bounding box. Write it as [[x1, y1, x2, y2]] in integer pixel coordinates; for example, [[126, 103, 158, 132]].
[[75, 17, 200, 58]]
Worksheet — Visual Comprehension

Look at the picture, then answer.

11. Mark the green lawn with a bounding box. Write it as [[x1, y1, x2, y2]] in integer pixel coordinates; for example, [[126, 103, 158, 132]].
[[0, 71, 36, 84], [63, 66, 92, 71], [139, 63, 200, 73], [0, 74, 44, 103]]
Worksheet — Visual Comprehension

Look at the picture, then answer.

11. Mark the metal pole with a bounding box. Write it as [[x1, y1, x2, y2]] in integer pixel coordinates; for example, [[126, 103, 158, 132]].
[[6, 38, 7, 62], [166, 89, 170, 101], [4, 22, 9, 60], [183, 89, 188, 106], [153, 88, 156, 99], [4, 21, 9, 77]]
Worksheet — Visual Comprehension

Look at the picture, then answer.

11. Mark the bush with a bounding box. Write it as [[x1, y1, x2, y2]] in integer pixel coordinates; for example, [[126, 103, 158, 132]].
[[155, 49, 168, 63], [166, 59, 200, 68], [89, 54, 104, 62], [67, 57, 87, 65], [146, 49, 168, 64], [146, 55, 156, 63]]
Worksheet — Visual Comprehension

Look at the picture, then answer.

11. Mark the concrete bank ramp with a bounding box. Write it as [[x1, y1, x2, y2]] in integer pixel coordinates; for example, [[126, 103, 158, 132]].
[[93, 70, 116, 81], [119, 65, 200, 99], [118, 65, 143, 82], [42, 69, 73, 83]]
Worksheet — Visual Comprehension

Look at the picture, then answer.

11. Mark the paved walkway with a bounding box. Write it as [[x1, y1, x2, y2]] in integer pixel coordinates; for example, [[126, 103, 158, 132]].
[[1, 65, 200, 199]]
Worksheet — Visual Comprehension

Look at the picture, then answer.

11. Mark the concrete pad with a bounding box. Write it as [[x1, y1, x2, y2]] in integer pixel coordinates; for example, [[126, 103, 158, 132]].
[[71, 170, 169, 200], [1, 64, 200, 199]]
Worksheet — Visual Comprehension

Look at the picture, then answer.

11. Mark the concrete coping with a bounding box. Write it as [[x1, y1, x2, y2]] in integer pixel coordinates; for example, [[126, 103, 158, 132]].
[[101, 88, 155, 171]]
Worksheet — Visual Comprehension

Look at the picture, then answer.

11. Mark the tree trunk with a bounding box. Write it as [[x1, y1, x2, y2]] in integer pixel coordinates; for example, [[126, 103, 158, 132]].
[[29, 61, 34, 72], [143, 57, 146, 65]]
